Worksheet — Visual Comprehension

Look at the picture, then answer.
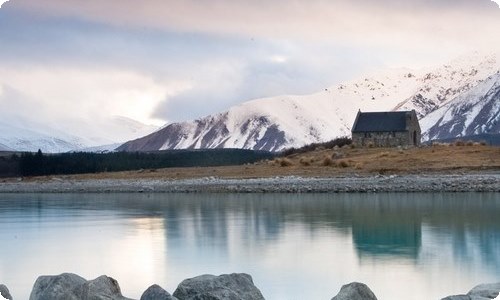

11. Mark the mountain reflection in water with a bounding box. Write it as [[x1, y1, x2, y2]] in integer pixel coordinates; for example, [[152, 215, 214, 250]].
[[0, 192, 498, 300]]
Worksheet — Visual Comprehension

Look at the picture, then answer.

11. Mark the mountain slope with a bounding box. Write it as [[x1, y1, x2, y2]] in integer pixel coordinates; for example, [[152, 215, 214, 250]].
[[119, 53, 500, 152], [0, 116, 157, 153], [421, 73, 500, 141], [394, 53, 500, 118]]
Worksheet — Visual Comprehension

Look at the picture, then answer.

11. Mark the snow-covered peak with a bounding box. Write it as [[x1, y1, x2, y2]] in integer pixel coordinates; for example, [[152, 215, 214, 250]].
[[421, 73, 500, 141]]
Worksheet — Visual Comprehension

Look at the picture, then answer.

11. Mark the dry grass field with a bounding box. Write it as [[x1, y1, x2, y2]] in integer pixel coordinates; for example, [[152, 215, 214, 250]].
[[33, 143, 498, 182]]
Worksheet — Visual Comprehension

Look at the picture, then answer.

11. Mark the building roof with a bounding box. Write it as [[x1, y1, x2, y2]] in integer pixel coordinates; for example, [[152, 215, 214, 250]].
[[352, 111, 413, 133]]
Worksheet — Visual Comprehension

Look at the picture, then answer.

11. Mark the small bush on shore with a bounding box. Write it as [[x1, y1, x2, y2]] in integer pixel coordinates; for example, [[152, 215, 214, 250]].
[[323, 156, 335, 166], [378, 152, 389, 158], [299, 157, 311, 166], [279, 158, 294, 167], [337, 160, 349, 168]]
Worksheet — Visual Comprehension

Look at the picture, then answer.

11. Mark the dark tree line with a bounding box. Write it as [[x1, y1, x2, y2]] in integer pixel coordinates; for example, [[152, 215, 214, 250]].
[[1, 149, 276, 177]]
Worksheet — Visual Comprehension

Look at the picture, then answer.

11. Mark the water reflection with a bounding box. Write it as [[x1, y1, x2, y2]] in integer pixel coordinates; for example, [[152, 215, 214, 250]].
[[0, 193, 499, 300]]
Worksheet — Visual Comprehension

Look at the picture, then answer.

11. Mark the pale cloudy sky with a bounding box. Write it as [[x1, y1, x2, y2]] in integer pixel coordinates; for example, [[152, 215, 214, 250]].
[[0, 0, 499, 126]]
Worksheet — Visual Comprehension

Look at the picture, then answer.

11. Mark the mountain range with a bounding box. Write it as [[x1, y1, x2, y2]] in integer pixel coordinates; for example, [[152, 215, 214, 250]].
[[0, 116, 157, 153], [118, 52, 500, 152], [1, 53, 498, 153]]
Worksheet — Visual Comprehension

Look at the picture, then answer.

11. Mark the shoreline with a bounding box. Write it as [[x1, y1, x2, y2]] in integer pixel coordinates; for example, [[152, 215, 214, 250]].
[[0, 173, 499, 193]]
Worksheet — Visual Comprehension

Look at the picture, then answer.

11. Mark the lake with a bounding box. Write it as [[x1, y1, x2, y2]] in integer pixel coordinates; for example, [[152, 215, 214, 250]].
[[0, 193, 499, 299]]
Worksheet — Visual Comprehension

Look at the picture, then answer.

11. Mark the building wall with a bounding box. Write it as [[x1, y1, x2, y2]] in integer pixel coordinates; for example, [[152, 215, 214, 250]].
[[406, 112, 421, 146], [353, 131, 413, 147]]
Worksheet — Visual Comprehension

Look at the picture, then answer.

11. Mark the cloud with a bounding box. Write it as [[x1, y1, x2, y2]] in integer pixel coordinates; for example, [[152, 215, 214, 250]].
[[0, 0, 9, 8], [9, 0, 500, 50], [492, 0, 500, 7], [1, 0, 500, 130], [0, 66, 188, 126]]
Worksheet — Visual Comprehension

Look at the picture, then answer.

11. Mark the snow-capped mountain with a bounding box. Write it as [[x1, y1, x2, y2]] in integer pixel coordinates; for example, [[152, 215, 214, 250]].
[[394, 53, 500, 118], [0, 116, 157, 153], [119, 53, 500, 152], [421, 73, 500, 141]]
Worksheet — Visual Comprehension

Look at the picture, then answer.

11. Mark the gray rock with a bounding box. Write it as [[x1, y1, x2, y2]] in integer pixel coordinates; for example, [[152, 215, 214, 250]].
[[29, 273, 132, 300], [173, 273, 265, 300], [331, 282, 378, 300], [29, 273, 87, 300], [141, 284, 177, 300], [69, 275, 133, 300], [0, 284, 13, 300], [441, 296, 471, 300], [468, 283, 500, 299], [440, 282, 500, 300]]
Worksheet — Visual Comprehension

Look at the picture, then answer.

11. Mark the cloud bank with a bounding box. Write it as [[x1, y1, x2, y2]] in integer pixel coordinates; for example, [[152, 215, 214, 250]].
[[1, 0, 499, 128]]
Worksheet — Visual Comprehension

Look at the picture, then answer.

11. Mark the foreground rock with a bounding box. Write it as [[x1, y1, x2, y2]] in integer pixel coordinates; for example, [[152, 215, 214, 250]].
[[173, 273, 265, 300], [29, 273, 132, 300], [0, 284, 13, 300], [441, 283, 500, 300], [141, 284, 177, 300], [331, 282, 378, 300]]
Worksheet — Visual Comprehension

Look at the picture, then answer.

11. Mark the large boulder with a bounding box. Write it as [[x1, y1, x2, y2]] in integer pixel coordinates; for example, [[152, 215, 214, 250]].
[[441, 282, 500, 300], [0, 284, 13, 300], [29, 273, 133, 300], [69, 275, 133, 300], [141, 284, 177, 300], [172, 273, 265, 300], [331, 282, 378, 300], [468, 283, 500, 299], [29, 273, 87, 300]]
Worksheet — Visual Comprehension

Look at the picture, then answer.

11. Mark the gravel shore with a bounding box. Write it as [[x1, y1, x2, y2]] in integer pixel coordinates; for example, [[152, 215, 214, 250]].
[[0, 173, 499, 193]]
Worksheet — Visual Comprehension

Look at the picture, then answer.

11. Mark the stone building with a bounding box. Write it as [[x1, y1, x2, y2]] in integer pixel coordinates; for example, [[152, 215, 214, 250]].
[[351, 110, 421, 147]]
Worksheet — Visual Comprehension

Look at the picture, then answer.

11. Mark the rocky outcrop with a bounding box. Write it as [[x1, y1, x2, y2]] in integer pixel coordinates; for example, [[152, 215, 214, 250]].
[[173, 273, 265, 300], [331, 282, 378, 300], [141, 284, 177, 300], [29, 273, 87, 300], [29, 273, 132, 300], [441, 283, 500, 300], [0, 284, 13, 300], [69, 275, 132, 300]]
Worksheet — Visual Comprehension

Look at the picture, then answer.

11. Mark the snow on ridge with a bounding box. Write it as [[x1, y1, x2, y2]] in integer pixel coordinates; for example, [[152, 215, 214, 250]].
[[420, 73, 500, 141]]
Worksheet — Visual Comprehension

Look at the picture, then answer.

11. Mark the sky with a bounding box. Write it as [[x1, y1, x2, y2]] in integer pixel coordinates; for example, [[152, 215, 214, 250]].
[[0, 0, 499, 128]]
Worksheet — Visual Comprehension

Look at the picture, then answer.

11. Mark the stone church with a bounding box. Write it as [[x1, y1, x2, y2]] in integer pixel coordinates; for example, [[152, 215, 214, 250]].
[[351, 110, 421, 147]]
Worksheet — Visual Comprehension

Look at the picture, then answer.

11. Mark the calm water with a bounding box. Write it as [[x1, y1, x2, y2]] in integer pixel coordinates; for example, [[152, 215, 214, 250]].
[[0, 193, 499, 300]]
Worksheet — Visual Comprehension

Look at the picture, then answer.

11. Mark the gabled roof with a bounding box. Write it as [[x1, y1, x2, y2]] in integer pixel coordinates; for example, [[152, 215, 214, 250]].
[[352, 111, 413, 133]]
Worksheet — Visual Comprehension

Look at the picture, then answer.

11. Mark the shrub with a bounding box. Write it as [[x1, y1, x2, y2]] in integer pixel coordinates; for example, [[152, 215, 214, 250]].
[[454, 140, 465, 146], [466, 140, 474, 146], [367, 142, 375, 148], [354, 163, 363, 170], [378, 152, 389, 158], [279, 158, 294, 167], [479, 140, 487, 146], [337, 160, 349, 168], [322, 156, 335, 166], [299, 157, 311, 166]]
